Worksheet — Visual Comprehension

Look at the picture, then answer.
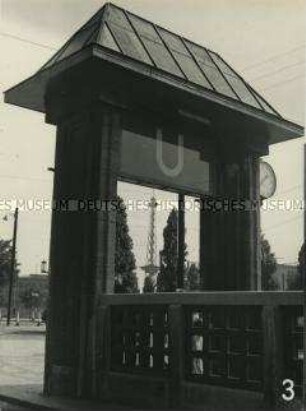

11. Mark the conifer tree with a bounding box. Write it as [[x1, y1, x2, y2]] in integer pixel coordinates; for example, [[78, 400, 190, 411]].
[[261, 234, 277, 290], [143, 275, 155, 293], [114, 196, 139, 293], [157, 208, 187, 292], [0, 239, 19, 304]]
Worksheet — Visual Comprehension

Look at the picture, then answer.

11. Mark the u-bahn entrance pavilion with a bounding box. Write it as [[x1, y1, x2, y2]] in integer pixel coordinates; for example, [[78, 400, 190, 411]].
[[5, 3, 304, 409]]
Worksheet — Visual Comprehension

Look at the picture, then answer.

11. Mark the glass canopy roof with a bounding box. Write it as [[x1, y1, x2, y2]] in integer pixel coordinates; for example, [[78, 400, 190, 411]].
[[5, 2, 304, 146], [42, 3, 280, 117], [39, 3, 280, 118]]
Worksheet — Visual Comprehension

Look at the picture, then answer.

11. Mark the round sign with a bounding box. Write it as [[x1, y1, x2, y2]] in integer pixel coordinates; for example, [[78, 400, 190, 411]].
[[260, 161, 277, 199]]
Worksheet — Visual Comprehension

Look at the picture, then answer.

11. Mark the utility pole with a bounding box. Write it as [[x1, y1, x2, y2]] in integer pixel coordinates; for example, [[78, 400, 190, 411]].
[[7, 207, 18, 326]]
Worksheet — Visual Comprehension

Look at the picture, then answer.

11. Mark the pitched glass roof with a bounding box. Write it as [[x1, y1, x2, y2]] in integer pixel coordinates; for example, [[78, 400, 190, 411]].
[[39, 2, 280, 117]]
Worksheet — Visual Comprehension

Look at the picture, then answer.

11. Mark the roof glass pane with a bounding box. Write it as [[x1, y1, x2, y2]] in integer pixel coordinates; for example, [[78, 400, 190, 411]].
[[185, 41, 238, 98], [209, 52, 237, 76], [172, 52, 212, 88], [200, 66, 237, 98], [224, 75, 261, 108], [42, 50, 63, 70], [186, 42, 216, 68], [157, 28, 189, 55], [108, 23, 152, 65], [251, 92, 278, 115], [56, 22, 99, 62], [128, 14, 161, 43], [187, 60, 236, 98], [107, 5, 132, 31], [87, 25, 100, 44], [41, 14, 103, 71], [141, 38, 183, 77], [98, 24, 121, 53], [82, 8, 105, 30], [210, 51, 264, 109]]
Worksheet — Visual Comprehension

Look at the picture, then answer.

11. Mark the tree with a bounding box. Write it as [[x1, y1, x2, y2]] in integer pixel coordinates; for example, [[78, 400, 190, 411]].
[[0, 240, 12, 286], [185, 263, 200, 291], [156, 208, 187, 292], [143, 275, 155, 293], [287, 242, 304, 290], [261, 234, 278, 290], [297, 242, 305, 289], [18, 278, 48, 312], [0, 239, 19, 305], [19, 287, 40, 311], [114, 196, 139, 293]]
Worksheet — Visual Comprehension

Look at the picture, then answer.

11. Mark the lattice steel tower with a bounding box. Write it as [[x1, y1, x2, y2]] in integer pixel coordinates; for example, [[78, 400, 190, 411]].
[[141, 196, 159, 277]]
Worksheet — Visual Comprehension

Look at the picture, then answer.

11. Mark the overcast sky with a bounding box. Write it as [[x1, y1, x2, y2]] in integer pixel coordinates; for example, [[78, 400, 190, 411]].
[[1, 0, 305, 279]]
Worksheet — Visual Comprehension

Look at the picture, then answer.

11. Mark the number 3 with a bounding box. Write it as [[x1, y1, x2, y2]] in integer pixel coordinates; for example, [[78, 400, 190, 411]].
[[282, 379, 295, 401]]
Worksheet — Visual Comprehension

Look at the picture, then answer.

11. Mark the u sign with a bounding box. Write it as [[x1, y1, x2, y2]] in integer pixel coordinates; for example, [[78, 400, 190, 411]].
[[156, 128, 184, 177]]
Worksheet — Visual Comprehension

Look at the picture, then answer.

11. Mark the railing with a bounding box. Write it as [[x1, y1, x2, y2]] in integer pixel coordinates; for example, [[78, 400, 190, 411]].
[[97, 292, 303, 409]]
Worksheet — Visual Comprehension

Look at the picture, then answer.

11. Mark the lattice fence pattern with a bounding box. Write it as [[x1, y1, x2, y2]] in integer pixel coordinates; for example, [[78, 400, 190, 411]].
[[110, 302, 303, 398], [185, 306, 263, 391], [111, 305, 170, 375], [282, 306, 303, 398]]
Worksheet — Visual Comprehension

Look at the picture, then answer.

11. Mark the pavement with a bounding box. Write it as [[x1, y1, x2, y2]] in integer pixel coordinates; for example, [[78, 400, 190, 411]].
[[0, 400, 27, 410], [0, 384, 135, 410], [0, 324, 45, 409], [0, 325, 301, 410], [0, 325, 134, 410], [0, 325, 45, 387]]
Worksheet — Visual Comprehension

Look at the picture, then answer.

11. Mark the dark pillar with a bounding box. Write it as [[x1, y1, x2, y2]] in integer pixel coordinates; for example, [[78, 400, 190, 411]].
[[177, 194, 185, 290], [168, 304, 184, 408], [200, 147, 261, 291], [262, 305, 284, 408], [44, 100, 121, 397]]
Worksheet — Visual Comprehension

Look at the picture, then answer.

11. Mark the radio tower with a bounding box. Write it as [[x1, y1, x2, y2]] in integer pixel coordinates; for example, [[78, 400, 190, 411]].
[[141, 196, 159, 278]]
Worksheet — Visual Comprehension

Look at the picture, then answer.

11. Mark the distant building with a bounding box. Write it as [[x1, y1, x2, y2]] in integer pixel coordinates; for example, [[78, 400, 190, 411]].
[[18, 273, 48, 287], [16, 274, 49, 318], [0, 274, 49, 319], [273, 264, 298, 290]]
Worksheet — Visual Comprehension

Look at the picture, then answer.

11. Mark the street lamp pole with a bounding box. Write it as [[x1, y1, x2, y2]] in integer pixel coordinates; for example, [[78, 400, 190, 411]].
[[6, 207, 19, 326]]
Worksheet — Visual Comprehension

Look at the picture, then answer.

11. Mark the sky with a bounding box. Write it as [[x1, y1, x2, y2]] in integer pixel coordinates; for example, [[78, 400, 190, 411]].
[[0, 0, 305, 280]]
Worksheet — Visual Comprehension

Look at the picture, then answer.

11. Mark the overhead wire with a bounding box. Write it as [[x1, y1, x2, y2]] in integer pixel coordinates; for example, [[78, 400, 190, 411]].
[[241, 44, 306, 72], [249, 60, 305, 82], [0, 31, 56, 51], [0, 174, 51, 183], [260, 73, 305, 91], [263, 215, 303, 232]]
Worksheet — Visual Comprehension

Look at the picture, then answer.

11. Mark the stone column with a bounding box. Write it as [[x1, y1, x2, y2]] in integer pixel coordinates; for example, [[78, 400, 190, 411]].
[[44, 101, 121, 397]]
